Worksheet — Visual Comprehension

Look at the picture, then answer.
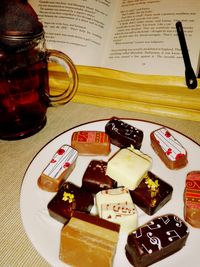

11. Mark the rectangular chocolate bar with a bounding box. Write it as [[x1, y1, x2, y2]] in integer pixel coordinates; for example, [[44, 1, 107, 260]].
[[71, 130, 110, 155], [184, 171, 200, 228], [125, 214, 189, 267], [38, 145, 78, 192], [105, 117, 143, 149], [150, 127, 188, 169]]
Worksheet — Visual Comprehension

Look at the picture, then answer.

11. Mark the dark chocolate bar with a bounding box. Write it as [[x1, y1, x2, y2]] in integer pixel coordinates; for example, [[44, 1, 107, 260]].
[[81, 160, 117, 194], [105, 117, 143, 149], [125, 214, 189, 267]]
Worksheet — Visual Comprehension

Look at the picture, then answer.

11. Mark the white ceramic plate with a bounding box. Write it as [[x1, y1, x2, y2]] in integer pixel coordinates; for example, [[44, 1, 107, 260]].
[[20, 119, 200, 267]]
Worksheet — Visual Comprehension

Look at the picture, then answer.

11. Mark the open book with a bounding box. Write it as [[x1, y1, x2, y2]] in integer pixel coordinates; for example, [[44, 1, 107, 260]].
[[29, 0, 200, 77]]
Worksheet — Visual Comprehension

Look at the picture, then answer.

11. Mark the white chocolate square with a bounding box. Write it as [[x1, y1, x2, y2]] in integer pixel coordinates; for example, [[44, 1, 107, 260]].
[[106, 148, 151, 190], [96, 187, 138, 232]]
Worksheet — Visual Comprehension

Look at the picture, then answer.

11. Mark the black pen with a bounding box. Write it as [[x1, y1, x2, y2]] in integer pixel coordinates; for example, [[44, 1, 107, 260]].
[[176, 21, 197, 89]]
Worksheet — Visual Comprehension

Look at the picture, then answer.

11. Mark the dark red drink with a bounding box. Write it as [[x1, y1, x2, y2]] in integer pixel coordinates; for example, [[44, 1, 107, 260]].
[[0, 49, 50, 140]]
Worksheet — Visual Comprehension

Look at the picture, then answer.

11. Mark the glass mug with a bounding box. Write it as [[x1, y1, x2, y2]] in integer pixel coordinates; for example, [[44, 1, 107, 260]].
[[0, 32, 78, 140]]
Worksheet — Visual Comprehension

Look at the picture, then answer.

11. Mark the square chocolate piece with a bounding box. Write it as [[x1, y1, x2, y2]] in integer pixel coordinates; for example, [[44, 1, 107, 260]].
[[130, 171, 173, 215], [81, 160, 117, 194], [47, 182, 94, 224], [60, 211, 120, 267], [96, 187, 138, 232], [106, 147, 152, 190]]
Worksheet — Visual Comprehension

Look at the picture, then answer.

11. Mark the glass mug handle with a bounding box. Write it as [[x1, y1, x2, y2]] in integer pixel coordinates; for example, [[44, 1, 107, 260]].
[[47, 49, 78, 106]]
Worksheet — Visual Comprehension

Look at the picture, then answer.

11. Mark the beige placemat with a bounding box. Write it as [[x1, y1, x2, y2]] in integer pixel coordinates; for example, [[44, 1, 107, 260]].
[[0, 102, 199, 267]]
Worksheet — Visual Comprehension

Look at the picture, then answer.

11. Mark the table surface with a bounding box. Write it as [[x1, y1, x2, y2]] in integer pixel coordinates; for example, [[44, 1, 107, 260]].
[[1, 102, 199, 267]]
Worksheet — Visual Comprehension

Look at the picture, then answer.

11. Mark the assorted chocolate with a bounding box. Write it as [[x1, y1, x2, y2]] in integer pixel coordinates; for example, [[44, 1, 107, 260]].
[[81, 160, 117, 194], [71, 130, 110, 155], [37, 145, 78, 192], [47, 182, 94, 224], [150, 127, 188, 169], [125, 214, 189, 267], [130, 171, 173, 215], [36, 118, 194, 266], [59, 211, 120, 267], [184, 171, 200, 228], [105, 117, 143, 149], [106, 146, 152, 190], [96, 187, 138, 232]]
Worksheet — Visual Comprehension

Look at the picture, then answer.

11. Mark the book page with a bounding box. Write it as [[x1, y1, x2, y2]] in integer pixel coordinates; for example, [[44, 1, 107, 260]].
[[29, 0, 117, 65], [103, 0, 200, 76], [29, 0, 200, 76]]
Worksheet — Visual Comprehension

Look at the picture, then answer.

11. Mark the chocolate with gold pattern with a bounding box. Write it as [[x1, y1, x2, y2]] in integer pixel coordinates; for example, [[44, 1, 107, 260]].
[[130, 171, 173, 215], [125, 214, 189, 267], [47, 182, 94, 224]]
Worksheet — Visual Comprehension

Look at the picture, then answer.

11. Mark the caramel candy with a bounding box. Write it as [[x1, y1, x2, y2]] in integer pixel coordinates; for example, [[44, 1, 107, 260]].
[[150, 127, 188, 169], [105, 117, 143, 149], [71, 130, 110, 155], [81, 160, 117, 194], [184, 171, 200, 228], [37, 145, 78, 192], [47, 182, 94, 224], [125, 214, 189, 267], [106, 147, 152, 190], [59, 211, 120, 267], [130, 171, 173, 215]]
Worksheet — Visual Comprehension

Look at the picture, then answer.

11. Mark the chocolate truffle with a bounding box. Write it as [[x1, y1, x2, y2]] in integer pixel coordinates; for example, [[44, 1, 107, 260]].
[[125, 214, 189, 267], [130, 171, 173, 215], [81, 160, 117, 194], [105, 117, 143, 149], [47, 182, 94, 224]]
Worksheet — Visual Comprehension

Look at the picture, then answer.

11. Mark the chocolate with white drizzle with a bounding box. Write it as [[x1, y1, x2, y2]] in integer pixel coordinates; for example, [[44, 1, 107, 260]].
[[125, 214, 189, 267], [105, 117, 143, 149]]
